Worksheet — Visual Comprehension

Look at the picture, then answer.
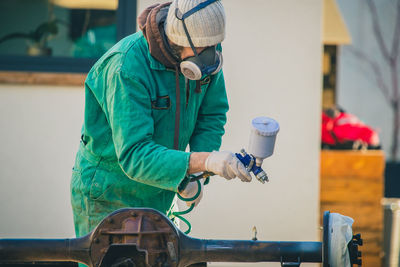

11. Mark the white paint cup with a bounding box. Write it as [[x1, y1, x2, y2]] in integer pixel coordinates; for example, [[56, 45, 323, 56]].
[[248, 117, 280, 159]]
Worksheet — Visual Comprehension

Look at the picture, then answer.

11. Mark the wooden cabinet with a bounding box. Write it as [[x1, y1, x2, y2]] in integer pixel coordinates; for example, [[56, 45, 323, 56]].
[[320, 150, 385, 267]]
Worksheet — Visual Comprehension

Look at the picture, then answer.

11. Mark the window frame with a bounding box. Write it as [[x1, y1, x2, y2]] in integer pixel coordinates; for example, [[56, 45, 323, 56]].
[[0, 0, 137, 73]]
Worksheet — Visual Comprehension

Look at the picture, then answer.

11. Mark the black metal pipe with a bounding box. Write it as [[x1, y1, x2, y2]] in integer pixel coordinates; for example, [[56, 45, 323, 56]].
[[0, 230, 323, 267], [179, 235, 322, 266], [0, 236, 91, 266]]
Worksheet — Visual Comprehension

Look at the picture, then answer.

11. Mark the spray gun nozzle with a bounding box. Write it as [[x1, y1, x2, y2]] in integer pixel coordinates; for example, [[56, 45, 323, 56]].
[[256, 171, 269, 183]]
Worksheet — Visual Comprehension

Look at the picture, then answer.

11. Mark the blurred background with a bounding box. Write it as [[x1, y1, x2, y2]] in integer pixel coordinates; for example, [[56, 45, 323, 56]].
[[0, 0, 398, 266]]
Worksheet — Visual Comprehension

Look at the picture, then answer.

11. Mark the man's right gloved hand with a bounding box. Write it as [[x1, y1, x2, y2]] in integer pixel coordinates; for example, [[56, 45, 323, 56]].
[[205, 151, 252, 182]]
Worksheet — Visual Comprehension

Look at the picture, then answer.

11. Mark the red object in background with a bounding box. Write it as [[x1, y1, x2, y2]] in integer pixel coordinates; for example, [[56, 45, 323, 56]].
[[321, 108, 380, 149]]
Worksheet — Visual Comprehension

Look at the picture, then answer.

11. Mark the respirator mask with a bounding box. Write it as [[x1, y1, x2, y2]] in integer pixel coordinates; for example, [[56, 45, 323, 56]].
[[174, 0, 223, 80]]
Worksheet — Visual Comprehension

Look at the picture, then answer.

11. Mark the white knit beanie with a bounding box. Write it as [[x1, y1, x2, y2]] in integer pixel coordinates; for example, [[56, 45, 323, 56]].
[[165, 0, 226, 47]]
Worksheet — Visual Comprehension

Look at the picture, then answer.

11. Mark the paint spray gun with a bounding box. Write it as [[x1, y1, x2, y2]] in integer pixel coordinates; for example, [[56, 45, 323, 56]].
[[190, 116, 279, 183], [235, 117, 279, 183]]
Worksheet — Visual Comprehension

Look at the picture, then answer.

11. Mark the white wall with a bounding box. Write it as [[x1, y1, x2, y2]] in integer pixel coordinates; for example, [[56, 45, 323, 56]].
[[0, 0, 322, 266], [0, 84, 83, 238]]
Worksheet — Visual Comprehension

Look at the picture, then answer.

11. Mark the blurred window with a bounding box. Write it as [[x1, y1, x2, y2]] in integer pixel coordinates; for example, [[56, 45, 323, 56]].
[[0, 0, 136, 72], [322, 45, 337, 109]]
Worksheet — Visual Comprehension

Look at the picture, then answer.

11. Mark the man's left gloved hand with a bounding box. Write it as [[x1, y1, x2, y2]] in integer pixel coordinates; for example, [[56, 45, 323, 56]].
[[178, 180, 204, 207]]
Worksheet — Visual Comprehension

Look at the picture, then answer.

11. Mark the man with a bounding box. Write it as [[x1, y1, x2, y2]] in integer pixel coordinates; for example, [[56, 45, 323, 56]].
[[71, 0, 252, 238]]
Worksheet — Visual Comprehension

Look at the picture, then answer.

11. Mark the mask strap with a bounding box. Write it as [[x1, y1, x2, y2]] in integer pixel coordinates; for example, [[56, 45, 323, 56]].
[[175, 0, 219, 66], [178, 0, 218, 20], [175, 10, 199, 57]]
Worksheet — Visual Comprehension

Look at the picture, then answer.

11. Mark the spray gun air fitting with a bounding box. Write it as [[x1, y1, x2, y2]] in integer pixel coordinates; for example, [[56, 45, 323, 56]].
[[236, 117, 280, 184]]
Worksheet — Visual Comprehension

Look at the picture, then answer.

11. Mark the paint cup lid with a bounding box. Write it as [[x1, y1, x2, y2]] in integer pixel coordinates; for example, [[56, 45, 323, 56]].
[[251, 117, 280, 136]]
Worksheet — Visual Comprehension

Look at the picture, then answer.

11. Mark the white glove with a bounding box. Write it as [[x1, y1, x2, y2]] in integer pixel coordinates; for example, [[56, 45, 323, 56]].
[[205, 151, 252, 182], [178, 180, 204, 207]]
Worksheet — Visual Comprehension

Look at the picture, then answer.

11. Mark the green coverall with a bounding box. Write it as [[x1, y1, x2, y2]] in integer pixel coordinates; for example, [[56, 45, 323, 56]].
[[71, 30, 229, 237]]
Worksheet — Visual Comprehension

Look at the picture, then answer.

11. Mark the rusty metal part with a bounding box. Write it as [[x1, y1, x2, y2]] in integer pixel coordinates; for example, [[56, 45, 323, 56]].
[[92, 209, 180, 267], [0, 208, 361, 267]]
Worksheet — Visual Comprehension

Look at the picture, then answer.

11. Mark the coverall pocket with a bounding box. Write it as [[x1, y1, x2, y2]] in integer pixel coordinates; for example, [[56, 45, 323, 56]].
[[151, 95, 171, 110], [89, 167, 116, 201], [151, 95, 172, 124]]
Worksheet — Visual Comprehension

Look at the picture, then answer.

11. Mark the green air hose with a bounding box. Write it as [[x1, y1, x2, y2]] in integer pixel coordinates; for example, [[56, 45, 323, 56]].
[[170, 204, 195, 234], [170, 173, 212, 234], [170, 179, 200, 234]]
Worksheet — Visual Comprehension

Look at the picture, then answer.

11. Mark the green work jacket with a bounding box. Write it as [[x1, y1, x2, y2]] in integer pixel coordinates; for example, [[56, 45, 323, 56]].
[[71, 31, 229, 236]]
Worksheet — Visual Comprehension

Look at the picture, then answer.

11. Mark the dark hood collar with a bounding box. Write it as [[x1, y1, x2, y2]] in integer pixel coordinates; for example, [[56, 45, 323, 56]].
[[138, 3, 180, 70]]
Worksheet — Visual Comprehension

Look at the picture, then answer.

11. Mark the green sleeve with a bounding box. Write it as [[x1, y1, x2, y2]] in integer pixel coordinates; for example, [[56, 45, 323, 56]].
[[189, 70, 229, 152], [103, 70, 190, 192]]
